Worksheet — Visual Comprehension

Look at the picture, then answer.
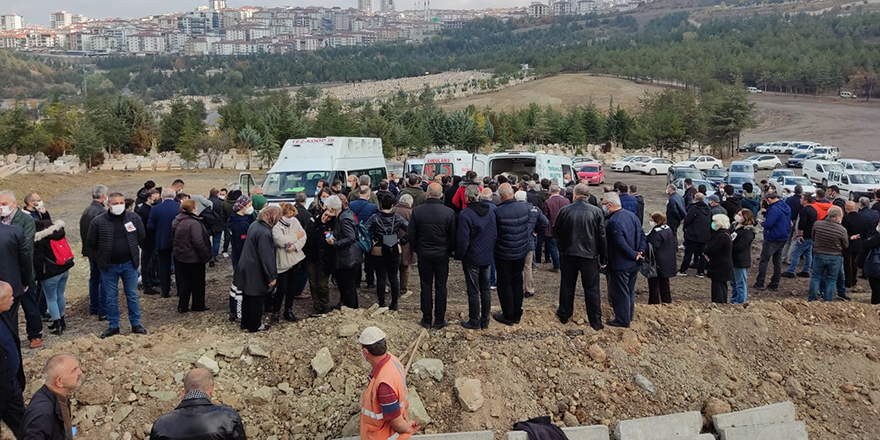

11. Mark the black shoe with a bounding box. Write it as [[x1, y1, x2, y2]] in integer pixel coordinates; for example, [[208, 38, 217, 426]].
[[42, 314, 52, 323], [177, 307, 189, 313], [591, 322, 605, 331], [480, 319, 489, 329], [389, 302, 398, 311], [796, 272, 810, 278], [331, 302, 342, 310], [767, 285, 779, 291], [131, 325, 147, 335], [270, 313, 280, 324], [229, 313, 237, 322], [284, 310, 299, 322], [248, 324, 272, 333], [419, 319, 432, 329], [524, 292, 535, 298], [433, 320, 449, 330], [98, 315, 108, 321], [60, 316, 67, 331], [781, 272, 795, 279], [209, 260, 215, 268], [144, 287, 160, 295], [161, 294, 170, 298], [492, 313, 516, 326], [192, 307, 210, 312], [556, 313, 568, 324], [49, 320, 63, 335], [605, 319, 629, 328], [460, 320, 480, 330], [309, 308, 326, 318], [365, 283, 376, 289], [753, 284, 766, 291], [100, 327, 120, 339], [838, 294, 852, 301]]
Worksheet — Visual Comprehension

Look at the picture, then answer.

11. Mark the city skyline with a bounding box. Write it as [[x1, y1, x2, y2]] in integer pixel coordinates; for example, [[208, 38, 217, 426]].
[[9, 0, 538, 26]]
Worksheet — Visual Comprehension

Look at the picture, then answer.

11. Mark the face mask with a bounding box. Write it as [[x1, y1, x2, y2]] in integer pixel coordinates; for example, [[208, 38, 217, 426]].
[[602, 205, 609, 214], [0, 205, 10, 217], [648, 221, 656, 228], [218, 195, 225, 201], [321, 197, 328, 204], [244, 206, 255, 215], [711, 221, 717, 231], [734, 214, 743, 223], [283, 216, 295, 224], [35, 201, 44, 210], [110, 205, 125, 215]]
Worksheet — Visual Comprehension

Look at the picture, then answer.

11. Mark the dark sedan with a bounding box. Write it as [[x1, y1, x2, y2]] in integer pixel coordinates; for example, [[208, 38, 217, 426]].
[[786, 153, 812, 168]]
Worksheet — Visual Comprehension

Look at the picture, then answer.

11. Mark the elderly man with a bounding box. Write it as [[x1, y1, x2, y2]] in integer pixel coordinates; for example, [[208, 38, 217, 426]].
[[665, 184, 687, 240], [20, 354, 83, 439], [456, 185, 497, 330], [842, 201, 867, 291], [0, 281, 25, 438], [407, 183, 455, 329], [603, 192, 646, 328], [755, 192, 791, 291], [357, 327, 419, 440], [148, 188, 180, 299], [809, 206, 849, 302], [553, 184, 607, 329], [542, 185, 570, 273], [150, 368, 246, 440], [88, 192, 147, 338], [343, 174, 359, 198], [515, 190, 548, 299], [0, 190, 43, 349], [348, 175, 380, 205], [493, 183, 532, 326]]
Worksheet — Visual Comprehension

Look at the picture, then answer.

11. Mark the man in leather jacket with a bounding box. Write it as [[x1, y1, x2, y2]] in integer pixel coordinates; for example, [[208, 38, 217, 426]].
[[150, 368, 246, 440]]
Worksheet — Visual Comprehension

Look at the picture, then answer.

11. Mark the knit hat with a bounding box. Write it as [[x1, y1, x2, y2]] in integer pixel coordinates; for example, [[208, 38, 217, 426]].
[[232, 195, 252, 212], [708, 195, 721, 204]]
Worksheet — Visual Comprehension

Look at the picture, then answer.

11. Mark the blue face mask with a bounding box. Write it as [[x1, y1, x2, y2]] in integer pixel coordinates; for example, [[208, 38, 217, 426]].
[[321, 197, 328, 204], [711, 221, 717, 231], [602, 205, 609, 214]]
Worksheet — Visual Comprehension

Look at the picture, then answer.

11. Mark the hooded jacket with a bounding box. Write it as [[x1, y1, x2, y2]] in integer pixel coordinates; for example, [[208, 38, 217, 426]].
[[33, 220, 75, 281], [452, 180, 479, 211], [722, 196, 742, 222], [456, 201, 497, 266], [227, 211, 254, 265], [683, 202, 712, 243], [647, 225, 677, 278], [812, 199, 832, 220], [740, 192, 760, 216], [762, 200, 792, 242], [333, 209, 364, 269]]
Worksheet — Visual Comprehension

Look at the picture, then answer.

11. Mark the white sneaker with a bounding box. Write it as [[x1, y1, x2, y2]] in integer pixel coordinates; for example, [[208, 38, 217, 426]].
[[222, 252, 229, 258], [490, 285, 497, 290]]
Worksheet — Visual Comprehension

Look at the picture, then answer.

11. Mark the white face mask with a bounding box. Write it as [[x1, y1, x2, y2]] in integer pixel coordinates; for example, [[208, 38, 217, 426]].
[[735, 214, 743, 223], [110, 204, 125, 215], [35, 201, 44, 211], [283, 215, 295, 224], [218, 195, 225, 201], [0, 205, 11, 217], [648, 221, 656, 228], [244, 206, 254, 215]]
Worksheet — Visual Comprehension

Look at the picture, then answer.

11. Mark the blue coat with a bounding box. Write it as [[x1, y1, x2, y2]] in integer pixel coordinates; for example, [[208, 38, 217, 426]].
[[525, 202, 548, 251], [349, 198, 378, 224], [147, 199, 181, 250], [619, 193, 639, 218], [666, 192, 687, 225], [494, 199, 533, 260], [605, 209, 647, 273], [762, 200, 791, 242], [456, 201, 497, 266]]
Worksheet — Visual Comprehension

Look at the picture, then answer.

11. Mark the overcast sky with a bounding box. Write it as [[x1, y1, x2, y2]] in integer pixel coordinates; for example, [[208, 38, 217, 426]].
[[10, 0, 529, 26]]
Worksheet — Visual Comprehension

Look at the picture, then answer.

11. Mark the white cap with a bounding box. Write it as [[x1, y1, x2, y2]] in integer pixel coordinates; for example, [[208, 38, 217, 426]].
[[357, 326, 386, 345]]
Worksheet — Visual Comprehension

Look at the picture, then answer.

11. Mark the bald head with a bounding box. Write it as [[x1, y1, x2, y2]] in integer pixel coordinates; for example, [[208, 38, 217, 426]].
[[845, 200, 857, 213], [184, 368, 215, 394], [44, 354, 82, 395], [426, 183, 443, 199], [0, 281, 12, 313], [498, 183, 514, 201]]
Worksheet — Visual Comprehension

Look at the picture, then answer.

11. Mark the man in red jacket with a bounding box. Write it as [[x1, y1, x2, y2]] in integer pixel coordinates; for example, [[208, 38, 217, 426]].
[[453, 171, 481, 211], [542, 185, 570, 272]]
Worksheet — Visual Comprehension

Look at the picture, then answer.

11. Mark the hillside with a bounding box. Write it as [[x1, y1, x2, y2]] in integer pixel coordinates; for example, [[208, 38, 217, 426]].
[[0, 51, 79, 99]]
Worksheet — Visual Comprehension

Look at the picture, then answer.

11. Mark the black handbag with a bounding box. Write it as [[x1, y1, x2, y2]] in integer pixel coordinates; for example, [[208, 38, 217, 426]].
[[639, 242, 658, 279]]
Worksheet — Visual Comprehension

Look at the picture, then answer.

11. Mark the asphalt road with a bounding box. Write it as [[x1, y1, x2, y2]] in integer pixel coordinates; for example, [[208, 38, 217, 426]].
[[743, 94, 880, 161]]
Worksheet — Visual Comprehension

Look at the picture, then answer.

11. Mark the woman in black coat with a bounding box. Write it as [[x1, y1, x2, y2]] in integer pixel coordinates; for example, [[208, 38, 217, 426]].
[[730, 209, 756, 304], [703, 214, 734, 304], [364, 192, 409, 310], [171, 199, 213, 313], [233, 206, 281, 332], [645, 212, 677, 304]]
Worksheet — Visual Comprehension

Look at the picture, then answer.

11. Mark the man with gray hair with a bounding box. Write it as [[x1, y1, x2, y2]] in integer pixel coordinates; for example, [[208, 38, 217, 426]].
[[0, 280, 25, 437], [20, 354, 83, 439], [542, 184, 570, 273], [809, 206, 849, 302], [348, 174, 379, 206], [492, 183, 532, 325], [456, 184, 496, 329], [1, 190, 42, 348], [602, 192, 646, 328], [150, 368, 246, 440], [858, 196, 880, 239]]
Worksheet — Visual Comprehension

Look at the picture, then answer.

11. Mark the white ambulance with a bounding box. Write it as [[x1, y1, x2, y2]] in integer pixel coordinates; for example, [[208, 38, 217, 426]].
[[422, 151, 489, 178], [487, 151, 574, 184], [239, 137, 387, 206]]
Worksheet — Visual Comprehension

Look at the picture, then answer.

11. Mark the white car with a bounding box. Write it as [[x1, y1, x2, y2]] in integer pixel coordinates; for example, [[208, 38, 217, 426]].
[[755, 143, 774, 153], [745, 155, 782, 171], [790, 142, 819, 155], [770, 141, 796, 154], [840, 91, 857, 99], [747, 87, 763, 94], [610, 155, 651, 172], [637, 157, 675, 176], [838, 159, 880, 176], [811, 146, 840, 161], [774, 176, 816, 196], [674, 155, 724, 171]]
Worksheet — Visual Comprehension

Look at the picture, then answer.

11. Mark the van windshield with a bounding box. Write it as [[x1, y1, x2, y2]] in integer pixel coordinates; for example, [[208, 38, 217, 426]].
[[730, 164, 752, 173], [849, 163, 875, 172], [850, 174, 880, 184], [263, 171, 332, 198], [814, 148, 827, 154]]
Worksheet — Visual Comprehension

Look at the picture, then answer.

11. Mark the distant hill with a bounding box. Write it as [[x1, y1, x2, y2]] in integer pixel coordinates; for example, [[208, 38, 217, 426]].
[[0, 52, 79, 99]]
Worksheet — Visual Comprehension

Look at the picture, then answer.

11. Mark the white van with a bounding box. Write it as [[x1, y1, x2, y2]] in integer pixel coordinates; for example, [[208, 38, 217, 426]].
[[802, 159, 844, 186], [826, 171, 880, 201], [811, 146, 840, 161], [402, 158, 425, 177], [840, 91, 857, 99], [488, 152, 573, 184], [239, 137, 387, 205], [837, 159, 880, 176], [423, 150, 489, 178]]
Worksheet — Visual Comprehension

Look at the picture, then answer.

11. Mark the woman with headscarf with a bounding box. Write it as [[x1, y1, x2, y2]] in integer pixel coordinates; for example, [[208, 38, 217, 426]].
[[235, 206, 281, 332], [364, 192, 409, 310], [703, 214, 733, 304], [171, 199, 213, 313], [270, 203, 307, 323], [394, 194, 417, 296]]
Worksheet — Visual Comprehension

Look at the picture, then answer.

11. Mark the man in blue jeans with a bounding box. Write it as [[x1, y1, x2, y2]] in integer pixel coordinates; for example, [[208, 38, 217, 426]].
[[87, 192, 147, 338], [808, 206, 848, 302], [783, 194, 818, 278], [79, 185, 109, 318]]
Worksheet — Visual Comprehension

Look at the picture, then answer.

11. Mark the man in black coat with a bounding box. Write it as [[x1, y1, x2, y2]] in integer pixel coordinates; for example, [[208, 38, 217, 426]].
[[80, 184, 109, 318], [150, 368, 246, 440], [406, 183, 456, 329], [208, 189, 226, 266], [20, 354, 83, 440], [137, 190, 160, 295], [679, 192, 712, 277], [0, 281, 25, 438]]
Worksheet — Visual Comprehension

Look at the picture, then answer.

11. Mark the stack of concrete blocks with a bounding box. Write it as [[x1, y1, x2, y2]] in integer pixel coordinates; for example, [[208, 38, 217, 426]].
[[336, 431, 494, 440], [712, 402, 807, 440], [508, 425, 609, 440], [613, 411, 713, 440]]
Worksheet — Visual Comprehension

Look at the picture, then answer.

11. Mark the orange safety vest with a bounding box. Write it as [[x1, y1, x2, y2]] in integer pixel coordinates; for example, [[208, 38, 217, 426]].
[[360, 354, 411, 440]]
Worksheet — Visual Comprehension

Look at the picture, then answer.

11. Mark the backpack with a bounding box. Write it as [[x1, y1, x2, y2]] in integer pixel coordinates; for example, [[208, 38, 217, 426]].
[[50, 237, 75, 266], [351, 213, 372, 254]]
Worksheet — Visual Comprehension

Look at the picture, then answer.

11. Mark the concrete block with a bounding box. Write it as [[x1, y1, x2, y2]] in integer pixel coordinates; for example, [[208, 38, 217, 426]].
[[712, 402, 795, 430], [719, 421, 807, 440], [614, 411, 702, 440], [333, 432, 494, 440], [655, 436, 715, 440], [508, 425, 609, 440]]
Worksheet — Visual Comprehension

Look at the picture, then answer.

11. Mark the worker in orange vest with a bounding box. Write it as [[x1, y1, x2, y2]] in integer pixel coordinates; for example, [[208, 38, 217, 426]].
[[358, 327, 419, 440]]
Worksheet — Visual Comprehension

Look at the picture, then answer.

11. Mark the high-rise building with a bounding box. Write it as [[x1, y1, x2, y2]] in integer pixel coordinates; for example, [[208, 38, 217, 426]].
[[209, 0, 227, 10], [71, 14, 88, 24], [50, 11, 71, 28], [358, 0, 373, 13], [528, 2, 549, 17], [1, 13, 23, 30], [380, 0, 395, 12]]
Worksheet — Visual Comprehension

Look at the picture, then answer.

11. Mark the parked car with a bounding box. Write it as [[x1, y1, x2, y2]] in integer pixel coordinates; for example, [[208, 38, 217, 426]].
[[838, 159, 880, 176], [637, 157, 675, 176], [802, 159, 844, 186], [728, 161, 756, 179], [571, 156, 597, 164], [770, 141, 796, 154], [747, 87, 763, 94], [575, 163, 605, 185], [840, 91, 857, 99], [610, 155, 651, 173], [872, 161, 880, 171], [674, 155, 724, 171], [791, 142, 819, 155], [704, 168, 729, 186], [667, 166, 705, 185], [825, 171, 880, 201], [787, 153, 812, 168], [724, 176, 762, 197], [746, 155, 783, 171], [672, 178, 715, 197], [811, 146, 840, 161], [738, 142, 764, 152], [774, 176, 816, 196], [756, 143, 775, 153], [768, 169, 795, 181]]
